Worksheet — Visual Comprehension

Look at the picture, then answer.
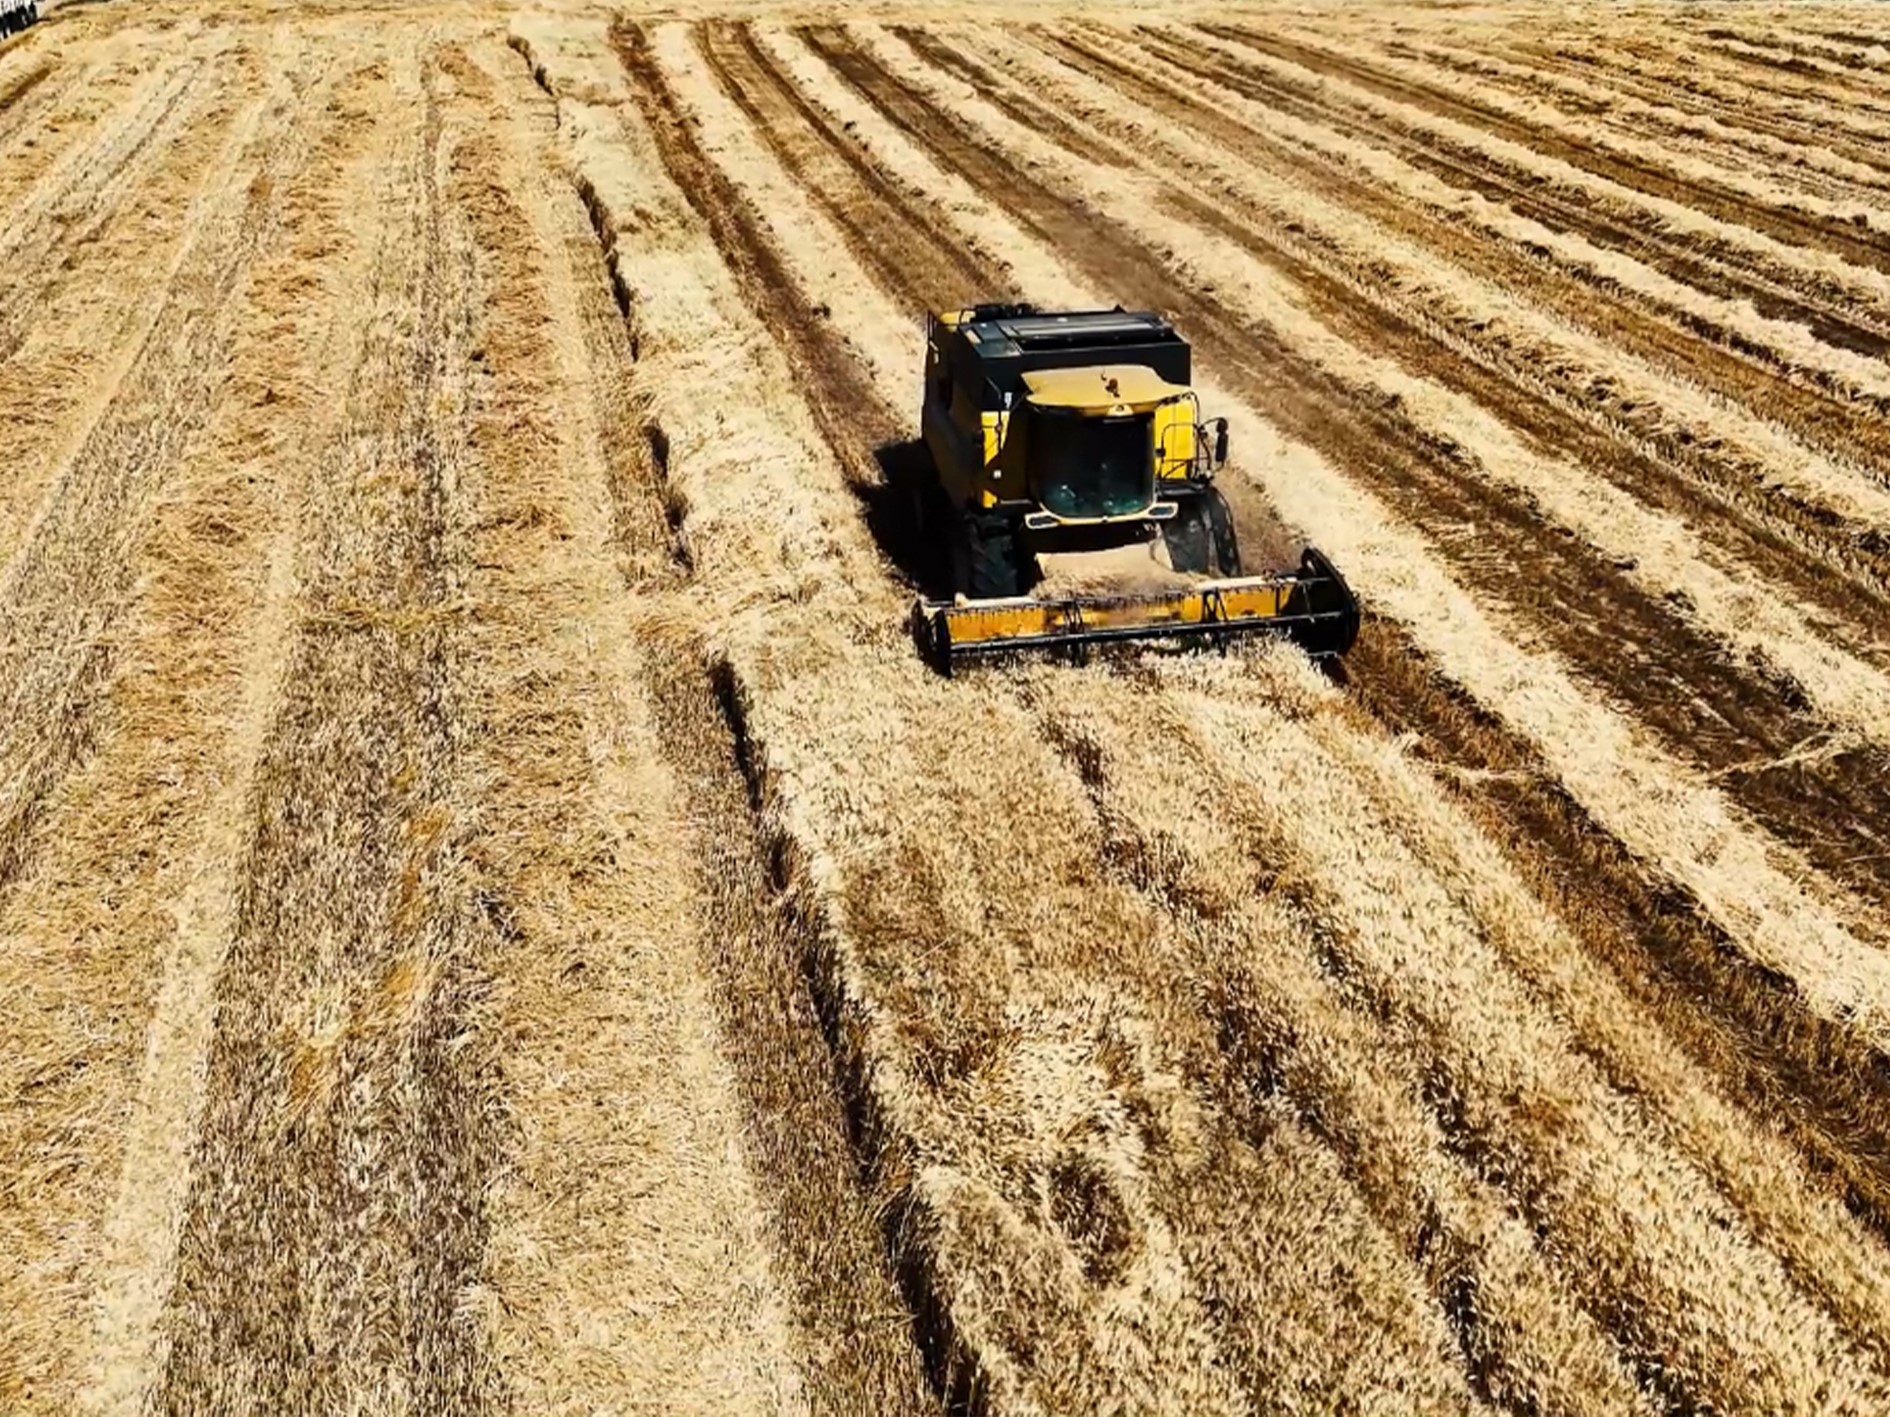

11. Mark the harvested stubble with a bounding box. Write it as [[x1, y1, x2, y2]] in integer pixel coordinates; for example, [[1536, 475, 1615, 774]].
[[11, 3, 1890, 1415]]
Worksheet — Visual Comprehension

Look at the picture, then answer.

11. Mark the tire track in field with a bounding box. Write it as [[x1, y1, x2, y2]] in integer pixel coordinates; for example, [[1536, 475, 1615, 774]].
[[0, 48, 215, 345], [1388, 38, 1890, 209], [151, 51, 500, 1417], [821, 23, 1890, 922], [1513, 41, 1890, 180], [617, 24, 1480, 1412], [778, 19, 1890, 1242], [1024, 28, 1890, 619], [0, 53, 325, 932], [698, 21, 991, 314], [1168, 24, 1890, 362], [1217, 25, 1890, 278]]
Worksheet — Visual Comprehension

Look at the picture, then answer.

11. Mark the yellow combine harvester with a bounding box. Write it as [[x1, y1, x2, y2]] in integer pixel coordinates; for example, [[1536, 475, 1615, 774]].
[[909, 303, 1360, 672]]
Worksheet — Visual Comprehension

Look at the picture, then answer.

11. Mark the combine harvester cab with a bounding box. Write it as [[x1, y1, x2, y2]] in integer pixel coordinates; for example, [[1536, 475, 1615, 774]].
[[909, 302, 1360, 674], [0, 0, 41, 36]]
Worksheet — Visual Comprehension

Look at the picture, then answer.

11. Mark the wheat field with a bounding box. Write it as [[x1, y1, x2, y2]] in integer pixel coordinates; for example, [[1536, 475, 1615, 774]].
[[5, 0, 1890, 1412]]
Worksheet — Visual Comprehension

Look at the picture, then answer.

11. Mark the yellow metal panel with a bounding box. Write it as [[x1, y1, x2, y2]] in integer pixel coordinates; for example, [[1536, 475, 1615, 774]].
[[1021, 364, 1188, 411], [935, 581, 1297, 649]]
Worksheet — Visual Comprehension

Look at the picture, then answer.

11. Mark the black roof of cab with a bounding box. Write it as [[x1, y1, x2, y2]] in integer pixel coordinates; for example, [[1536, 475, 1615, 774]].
[[942, 305, 1192, 407]]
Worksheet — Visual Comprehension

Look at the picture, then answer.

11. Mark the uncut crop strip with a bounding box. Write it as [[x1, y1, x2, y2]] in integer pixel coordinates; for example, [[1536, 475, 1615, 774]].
[[732, 3, 1890, 1318], [1172, 23, 1890, 362], [1210, 24, 1890, 278], [806, 22, 1890, 922]]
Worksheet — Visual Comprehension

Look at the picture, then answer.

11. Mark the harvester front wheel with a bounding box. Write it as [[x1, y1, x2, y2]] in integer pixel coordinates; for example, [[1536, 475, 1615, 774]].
[[1163, 487, 1242, 578], [951, 511, 1022, 600]]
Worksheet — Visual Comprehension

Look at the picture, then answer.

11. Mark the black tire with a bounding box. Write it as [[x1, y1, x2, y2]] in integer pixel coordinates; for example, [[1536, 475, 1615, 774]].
[[952, 511, 1022, 599], [1162, 487, 1242, 578]]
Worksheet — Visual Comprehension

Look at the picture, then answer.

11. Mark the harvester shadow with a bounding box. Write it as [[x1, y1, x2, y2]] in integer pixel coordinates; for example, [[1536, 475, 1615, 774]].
[[860, 438, 953, 602]]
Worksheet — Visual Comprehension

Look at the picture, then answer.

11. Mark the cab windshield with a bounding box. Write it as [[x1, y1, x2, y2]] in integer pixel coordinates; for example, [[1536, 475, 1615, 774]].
[[1030, 410, 1153, 519]]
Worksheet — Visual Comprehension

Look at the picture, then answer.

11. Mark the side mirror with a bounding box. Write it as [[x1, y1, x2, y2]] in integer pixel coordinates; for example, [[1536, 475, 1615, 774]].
[[1212, 419, 1230, 468]]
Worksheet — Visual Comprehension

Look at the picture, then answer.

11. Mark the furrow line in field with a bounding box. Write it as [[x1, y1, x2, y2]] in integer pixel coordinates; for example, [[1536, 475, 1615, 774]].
[[1168, 23, 1890, 361], [615, 20, 1484, 1411], [1702, 27, 1890, 93], [1383, 37, 1890, 207], [1510, 41, 1890, 172], [846, 21, 1890, 921], [1218, 24, 1890, 279], [1016, 27, 1890, 637], [150, 44, 501, 1415], [0, 56, 55, 143], [0, 47, 329, 931]]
